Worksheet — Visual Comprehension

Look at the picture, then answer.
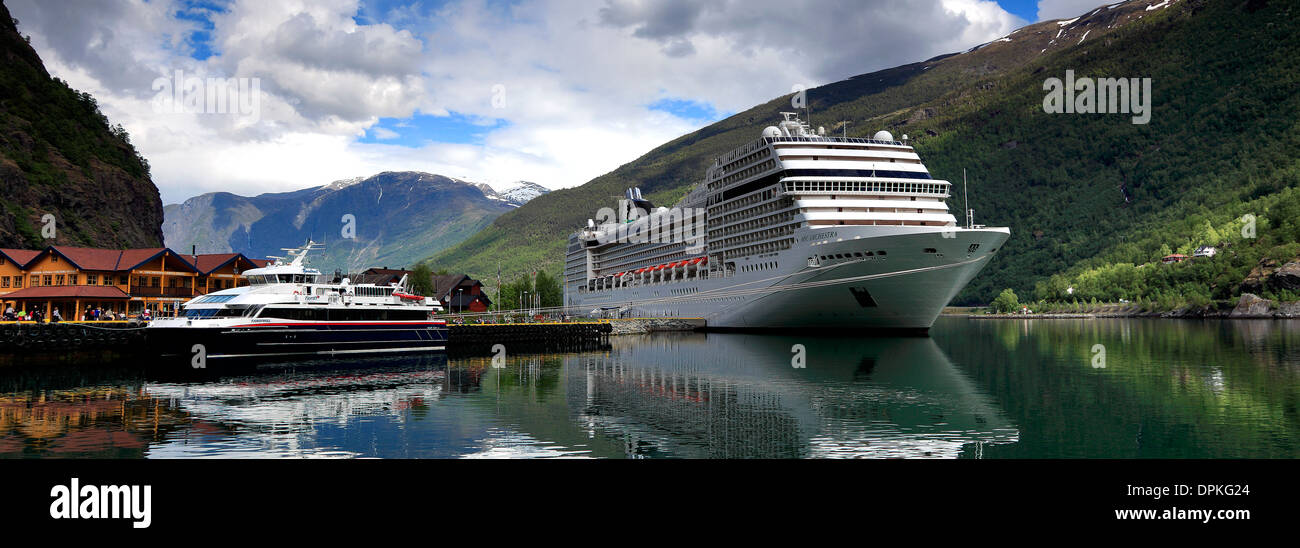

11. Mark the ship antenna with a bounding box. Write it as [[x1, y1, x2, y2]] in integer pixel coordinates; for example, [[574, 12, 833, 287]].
[[963, 168, 973, 229]]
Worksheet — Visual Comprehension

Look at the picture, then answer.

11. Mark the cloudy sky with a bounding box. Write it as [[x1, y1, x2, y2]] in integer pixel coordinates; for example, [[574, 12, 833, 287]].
[[8, 0, 1108, 204]]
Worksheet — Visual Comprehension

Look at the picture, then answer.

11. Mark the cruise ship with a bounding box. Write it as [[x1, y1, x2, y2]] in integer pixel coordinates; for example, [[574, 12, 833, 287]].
[[147, 242, 447, 360], [564, 113, 1009, 331]]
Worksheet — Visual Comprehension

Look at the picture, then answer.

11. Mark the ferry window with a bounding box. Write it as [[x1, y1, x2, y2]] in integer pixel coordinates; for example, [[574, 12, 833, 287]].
[[279, 274, 293, 283], [878, 251, 887, 256]]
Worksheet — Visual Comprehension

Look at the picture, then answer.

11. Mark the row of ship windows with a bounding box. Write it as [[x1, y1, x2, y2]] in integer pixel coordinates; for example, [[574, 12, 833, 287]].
[[739, 261, 779, 273], [720, 149, 772, 177], [710, 159, 777, 190], [715, 214, 796, 248], [713, 196, 790, 227], [786, 180, 945, 194], [710, 187, 779, 216], [820, 251, 886, 262], [716, 140, 766, 168], [720, 237, 795, 263]]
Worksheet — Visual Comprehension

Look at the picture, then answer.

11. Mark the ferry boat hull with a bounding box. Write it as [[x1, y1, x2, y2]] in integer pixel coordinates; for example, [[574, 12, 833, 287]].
[[148, 321, 448, 360]]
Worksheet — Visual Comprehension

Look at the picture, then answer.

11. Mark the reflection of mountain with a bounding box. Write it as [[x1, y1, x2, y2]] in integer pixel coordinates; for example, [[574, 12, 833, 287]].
[[555, 334, 1018, 458], [940, 317, 1300, 458]]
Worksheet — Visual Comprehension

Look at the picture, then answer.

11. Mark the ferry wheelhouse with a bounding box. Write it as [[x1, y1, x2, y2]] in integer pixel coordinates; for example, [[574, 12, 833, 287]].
[[147, 242, 446, 360]]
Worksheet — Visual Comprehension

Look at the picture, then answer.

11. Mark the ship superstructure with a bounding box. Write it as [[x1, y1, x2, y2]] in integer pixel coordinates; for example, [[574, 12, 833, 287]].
[[564, 113, 1009, 330], [148, 242, 447, 359]]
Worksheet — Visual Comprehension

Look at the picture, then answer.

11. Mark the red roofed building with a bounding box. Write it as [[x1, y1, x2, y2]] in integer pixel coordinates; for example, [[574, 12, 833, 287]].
[[0, 246, 266, 320]]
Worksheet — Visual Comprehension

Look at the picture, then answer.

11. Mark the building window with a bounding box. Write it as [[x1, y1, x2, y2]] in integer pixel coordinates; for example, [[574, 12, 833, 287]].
[[12, 276, 19, 288], [44, 275, 53, 286], [1, 277, 8, 288], [87, 274, 98, 286], [104, 276, 113, 286], [169, 278, 178, 288], [152, 277, 161, 287], [55, 275, 65, 286], [31, 276, 39, 287], [119, 276, 128, 285]]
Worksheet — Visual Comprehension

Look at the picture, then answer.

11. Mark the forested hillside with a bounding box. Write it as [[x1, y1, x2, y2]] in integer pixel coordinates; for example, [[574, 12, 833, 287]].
[[0, 1, 163, 249]]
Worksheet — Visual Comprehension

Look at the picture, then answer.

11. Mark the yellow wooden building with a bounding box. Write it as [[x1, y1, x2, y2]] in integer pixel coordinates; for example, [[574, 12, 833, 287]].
[[0, 246, 266, 320]]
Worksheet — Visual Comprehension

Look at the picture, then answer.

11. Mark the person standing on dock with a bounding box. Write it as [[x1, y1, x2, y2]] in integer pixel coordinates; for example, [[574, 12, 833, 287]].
[[51, 308, 62, 323]]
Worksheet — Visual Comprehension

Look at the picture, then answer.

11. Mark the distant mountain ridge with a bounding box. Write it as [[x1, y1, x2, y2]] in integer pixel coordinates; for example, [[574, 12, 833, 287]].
[[163, 171, 534, 271], [473, 180, 550, 207]]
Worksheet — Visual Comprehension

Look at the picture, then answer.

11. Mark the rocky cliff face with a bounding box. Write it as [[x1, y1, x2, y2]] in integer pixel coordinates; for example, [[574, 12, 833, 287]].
[[0, 1, 163, 249]]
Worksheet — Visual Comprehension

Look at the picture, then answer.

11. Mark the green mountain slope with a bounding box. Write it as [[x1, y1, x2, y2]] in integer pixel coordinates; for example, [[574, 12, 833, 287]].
[[0, 1, 163, 249], [429, 0, 1300, 305]]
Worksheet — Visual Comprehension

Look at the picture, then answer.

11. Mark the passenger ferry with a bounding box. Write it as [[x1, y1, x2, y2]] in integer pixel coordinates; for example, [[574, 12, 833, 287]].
[[147, 242, 447, 360], [564, 113, 1010, 331]]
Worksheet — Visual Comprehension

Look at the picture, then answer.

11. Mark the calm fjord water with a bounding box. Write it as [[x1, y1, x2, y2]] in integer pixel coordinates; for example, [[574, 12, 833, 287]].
[[2, 317, 1297, 458]]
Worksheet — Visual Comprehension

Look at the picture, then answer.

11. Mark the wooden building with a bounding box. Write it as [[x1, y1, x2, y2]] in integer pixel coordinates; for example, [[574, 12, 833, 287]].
[[0, 246, 265, 320]]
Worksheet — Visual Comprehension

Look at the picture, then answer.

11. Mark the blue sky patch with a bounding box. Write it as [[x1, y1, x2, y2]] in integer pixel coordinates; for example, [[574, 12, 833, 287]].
[[173, 0, 227, 61], [994, 0, 1038, 22], [359, 112, 510, 147], [649, 98, 728, 123]]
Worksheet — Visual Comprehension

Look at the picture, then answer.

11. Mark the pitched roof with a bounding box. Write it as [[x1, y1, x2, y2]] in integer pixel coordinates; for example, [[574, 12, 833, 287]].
[[190, 253, 259, 274], [0, 248, 40, 267], [2, 286, 130, 299], [44, 246, 199, 272], [430, 274, 470, 300]]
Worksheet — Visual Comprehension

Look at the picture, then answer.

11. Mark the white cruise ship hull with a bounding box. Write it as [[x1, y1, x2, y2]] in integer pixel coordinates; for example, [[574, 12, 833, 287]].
[[570, 226, 1009, 331]]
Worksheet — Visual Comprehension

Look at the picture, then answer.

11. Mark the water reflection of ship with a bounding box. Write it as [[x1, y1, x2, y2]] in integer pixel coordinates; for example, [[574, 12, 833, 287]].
[[140, 354, 460, 457], [567, 334, 1019, 458]]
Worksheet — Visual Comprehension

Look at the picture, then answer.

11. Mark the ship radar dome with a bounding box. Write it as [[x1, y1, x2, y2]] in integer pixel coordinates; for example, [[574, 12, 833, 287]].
[[873, 130, 894, 142], [762, 126, 782, 138]]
